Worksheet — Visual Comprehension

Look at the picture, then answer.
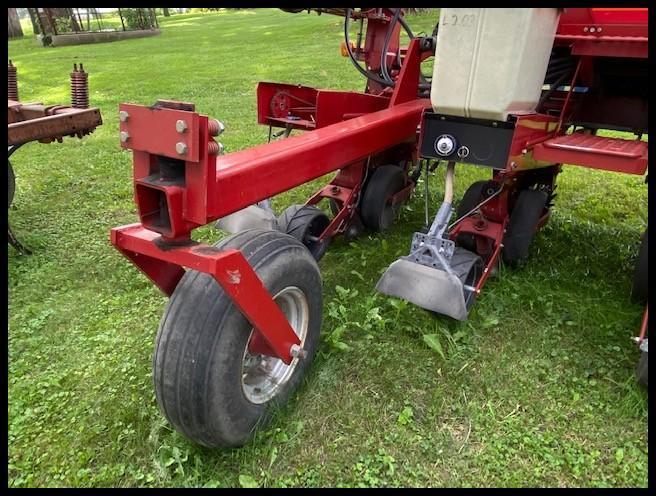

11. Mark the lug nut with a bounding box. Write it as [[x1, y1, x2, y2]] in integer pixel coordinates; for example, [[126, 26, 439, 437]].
[[119, 110, 129, 122], [176, 142, 188, 155], [176, 119, 188, 133], [119, 131, 130, 143], [289, 344, 307, 359]]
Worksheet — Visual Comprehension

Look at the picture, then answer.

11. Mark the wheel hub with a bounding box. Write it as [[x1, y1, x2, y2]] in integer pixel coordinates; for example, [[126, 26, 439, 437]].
[[241, 286, 309, 404]]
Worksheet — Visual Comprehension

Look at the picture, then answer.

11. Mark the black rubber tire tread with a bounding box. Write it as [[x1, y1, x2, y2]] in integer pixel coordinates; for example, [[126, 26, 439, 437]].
[[8, 160, 15, 208], [456, 181, 489, 219], [154, 229, 323, 448], [502, 189, 549, 267], [636, 350, 648, 388], [277, 204, 331, 261], [631, 228, 648, 304], [360, 165, 406, 232], [455, 180, 489, 252]]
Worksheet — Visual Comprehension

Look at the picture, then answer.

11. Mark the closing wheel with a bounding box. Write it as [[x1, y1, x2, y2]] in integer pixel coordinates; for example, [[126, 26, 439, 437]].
[[329, 199, 364, 242], [451, 247, 483, 311], [502, 188, 549, 267], [277, 204, 331, 261], [360, 165, 406, 232], [455, 180, 494, 252], [631, 228, 647, 304], [154, 229, 323, 448], [8, 160, 15, 208]]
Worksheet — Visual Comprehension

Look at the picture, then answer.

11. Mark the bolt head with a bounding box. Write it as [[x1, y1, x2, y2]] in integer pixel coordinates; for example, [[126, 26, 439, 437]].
[[176, 120, 188, 133], [211, 119, 225, 136], [119, 131, 130, 143], [119, 111, 129, 122], [175, 142, 188, 155]]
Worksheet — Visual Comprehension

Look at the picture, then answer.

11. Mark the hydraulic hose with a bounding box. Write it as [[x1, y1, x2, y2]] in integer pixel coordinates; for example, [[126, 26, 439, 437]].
[[443, 161, 455, 204], [380, 9, 402, 84], [346, 8, 432, 91], [427, 161, 456, 239], [344, 9, 394, 88]]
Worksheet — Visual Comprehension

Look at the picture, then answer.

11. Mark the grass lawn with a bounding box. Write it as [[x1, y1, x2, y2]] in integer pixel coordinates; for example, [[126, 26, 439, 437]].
[[7, 9, 648, 488]]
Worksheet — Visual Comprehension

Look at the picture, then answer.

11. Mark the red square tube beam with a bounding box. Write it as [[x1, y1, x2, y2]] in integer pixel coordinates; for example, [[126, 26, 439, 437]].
[[209, 97, 430, 220], [111, 223, 301, 364]]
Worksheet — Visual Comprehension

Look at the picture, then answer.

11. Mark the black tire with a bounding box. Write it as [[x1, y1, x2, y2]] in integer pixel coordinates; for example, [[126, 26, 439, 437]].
[[360, 165, 406, 232], [636, 350, 648, 388], [631, 228, 648, 304], [277, 204, 331, 261], [455, 180, 490, 252], [154, 229, 323, 448], [328, 199, 364, 242], [8, 160, 15, 208], [502, 188, 548, 267]]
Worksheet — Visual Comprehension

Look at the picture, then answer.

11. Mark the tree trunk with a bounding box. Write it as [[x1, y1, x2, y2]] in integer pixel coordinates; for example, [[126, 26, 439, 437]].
[[8, 8, 23, 38], [162, 8, 170, 17], [27, 8, 40, 35], [67, 8, 81, 32]]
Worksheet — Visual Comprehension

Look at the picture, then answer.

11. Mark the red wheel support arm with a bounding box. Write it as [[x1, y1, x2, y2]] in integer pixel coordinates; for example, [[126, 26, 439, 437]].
[[111, 223, 304, 364]]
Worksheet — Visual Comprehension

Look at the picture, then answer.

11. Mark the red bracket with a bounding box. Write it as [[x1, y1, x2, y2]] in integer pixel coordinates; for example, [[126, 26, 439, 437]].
[[110, 224, 300, 363]]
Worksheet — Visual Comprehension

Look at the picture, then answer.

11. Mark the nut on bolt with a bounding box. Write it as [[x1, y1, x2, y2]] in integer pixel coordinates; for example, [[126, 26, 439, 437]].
[[176, 142, 188, 155], [119, 110, 129, 122], [208, 119, 225, 136], [175, 119, 188, 133], [119, 131, 130, 143], [208, 141, 225, 155], [289, 344, 307, 360]]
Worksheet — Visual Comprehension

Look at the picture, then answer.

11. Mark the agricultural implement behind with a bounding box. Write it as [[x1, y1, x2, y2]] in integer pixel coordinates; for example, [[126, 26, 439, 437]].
[[111, 8, 648, 448], [7, 60, 102, 253]]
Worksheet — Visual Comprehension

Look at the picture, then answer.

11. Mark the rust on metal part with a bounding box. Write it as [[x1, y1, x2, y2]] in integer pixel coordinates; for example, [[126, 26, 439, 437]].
[[7, 63, 101, 146], [8, 60, 18, 101]]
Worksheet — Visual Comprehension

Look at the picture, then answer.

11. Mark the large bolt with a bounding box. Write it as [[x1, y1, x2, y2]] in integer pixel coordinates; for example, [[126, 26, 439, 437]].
[[119, 131, 130, 143], [208, 119, 225, 136], [207, 141, 224, 156], [289, 344, 307, 360], [119, 110, 129, 122], [176, 142, 188, 155], [175, 119, 188, 133]]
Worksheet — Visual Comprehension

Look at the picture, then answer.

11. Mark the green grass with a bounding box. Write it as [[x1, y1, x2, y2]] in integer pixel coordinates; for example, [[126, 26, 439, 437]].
[[8, 9, 648, 488]]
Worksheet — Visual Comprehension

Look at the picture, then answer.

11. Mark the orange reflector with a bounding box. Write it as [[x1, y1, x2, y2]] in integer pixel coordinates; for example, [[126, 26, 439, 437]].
[[340, 41, 355, 57]]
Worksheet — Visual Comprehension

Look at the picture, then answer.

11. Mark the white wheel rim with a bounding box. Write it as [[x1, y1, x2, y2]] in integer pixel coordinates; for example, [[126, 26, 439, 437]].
[[241, 286, 309, 404]]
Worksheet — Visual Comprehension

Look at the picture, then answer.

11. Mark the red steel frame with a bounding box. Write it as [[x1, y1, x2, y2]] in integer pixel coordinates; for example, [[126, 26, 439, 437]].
[[113, 18, 430, 363], [112, 8, 648, 362]]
